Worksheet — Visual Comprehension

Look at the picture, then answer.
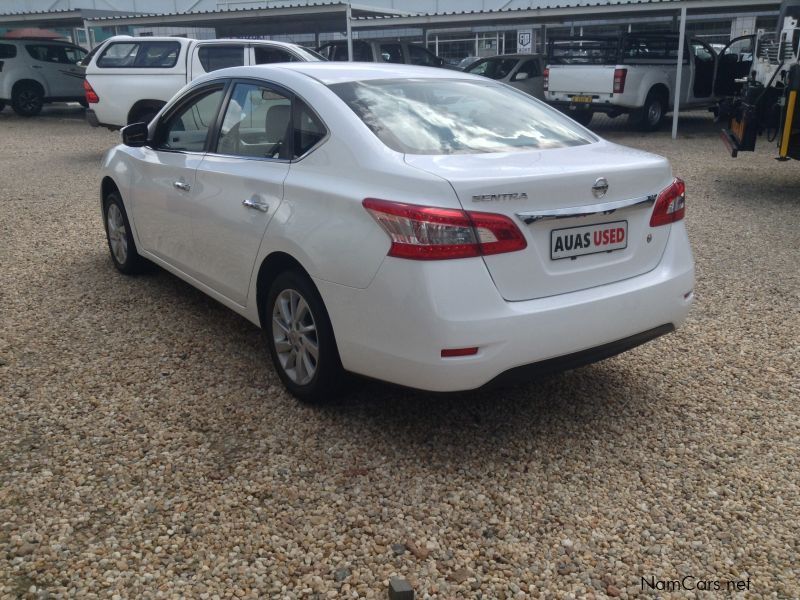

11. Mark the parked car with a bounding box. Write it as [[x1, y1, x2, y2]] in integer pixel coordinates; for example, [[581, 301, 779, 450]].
[[316, 40, 450, 68], [544, 33, 749, 129], [456, 55, 480, 70], [465, 54, 545, 98], [99, 63, 694, 401], [83, 36, 324, 129], [0, 38, 87, 116]]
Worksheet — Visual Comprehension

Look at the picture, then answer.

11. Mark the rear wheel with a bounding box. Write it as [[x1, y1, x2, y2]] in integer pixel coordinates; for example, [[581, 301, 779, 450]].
[[103, 192, 145, 274], [635, 90, 667, 131], [0, 101, 5, 112], [12, 83, 44, 117], [265, 270, 343, 403]]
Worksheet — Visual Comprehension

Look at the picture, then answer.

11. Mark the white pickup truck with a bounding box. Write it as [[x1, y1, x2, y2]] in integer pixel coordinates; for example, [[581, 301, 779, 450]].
[[84, 36, 323, 129], [545, 33, 745, 130]]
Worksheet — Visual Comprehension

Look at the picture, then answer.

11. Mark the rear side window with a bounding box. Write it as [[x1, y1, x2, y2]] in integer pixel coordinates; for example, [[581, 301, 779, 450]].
[[97, 41, 181, 68], [467, 58, 519, 79], [379, 43, 404, 64], [322, 42, 372, 61], [198, 45, 245, 72], [217, 83, 292, 159], [254, 46, 297, 64], [0, 44, 17, 59], [294, 102, 327, 157]]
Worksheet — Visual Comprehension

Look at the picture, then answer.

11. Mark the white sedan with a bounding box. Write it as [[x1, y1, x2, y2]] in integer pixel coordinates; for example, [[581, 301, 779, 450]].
[[100, 63, 694, 401]]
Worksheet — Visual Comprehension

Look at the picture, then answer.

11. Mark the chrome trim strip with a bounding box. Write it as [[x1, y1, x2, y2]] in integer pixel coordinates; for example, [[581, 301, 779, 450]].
[[516, 194, 657, 224]]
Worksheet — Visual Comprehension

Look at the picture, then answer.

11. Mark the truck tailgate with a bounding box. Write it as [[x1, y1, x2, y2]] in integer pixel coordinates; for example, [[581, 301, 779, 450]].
[[547, 65, 616, 95]]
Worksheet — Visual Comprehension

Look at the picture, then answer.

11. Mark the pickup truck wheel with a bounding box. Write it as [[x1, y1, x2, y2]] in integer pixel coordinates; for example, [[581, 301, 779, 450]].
[[0, 101, 5, 112], [12, 84, 44, 117], [637, 91, 666, 131], [570, 110, 593, 126]]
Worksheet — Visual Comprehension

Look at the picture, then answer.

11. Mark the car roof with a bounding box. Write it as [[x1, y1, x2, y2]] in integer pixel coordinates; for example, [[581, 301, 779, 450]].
[[479, 54, 542, 60], [99, 35, 307, 50], [202, 62, 476, 85]]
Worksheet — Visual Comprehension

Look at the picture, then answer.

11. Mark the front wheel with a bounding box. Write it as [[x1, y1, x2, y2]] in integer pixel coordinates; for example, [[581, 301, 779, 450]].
[[103, 192, 145, 274], [265, 271, 343, 403]]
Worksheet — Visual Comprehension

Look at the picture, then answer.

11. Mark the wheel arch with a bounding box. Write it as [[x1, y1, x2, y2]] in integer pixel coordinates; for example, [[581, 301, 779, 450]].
[[648, 82, 670, 107], [12, 78, 46, 98], [127, 99, 166, 125], [256, 252, 320, 330]]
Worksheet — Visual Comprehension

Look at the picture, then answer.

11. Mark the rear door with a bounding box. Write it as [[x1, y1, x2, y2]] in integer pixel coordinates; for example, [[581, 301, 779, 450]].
[[508, 58, 544, 98], [25, 43, 85, 97], [189, 80, 294, 304]]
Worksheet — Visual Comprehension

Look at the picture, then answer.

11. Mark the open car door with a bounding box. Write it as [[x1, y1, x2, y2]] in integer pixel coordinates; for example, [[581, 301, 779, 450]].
[[714, 35, 756, 97]]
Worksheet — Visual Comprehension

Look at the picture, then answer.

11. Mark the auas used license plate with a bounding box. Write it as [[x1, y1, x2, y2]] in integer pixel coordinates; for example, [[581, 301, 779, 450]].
[[571, 95, 593, 103], [551, 220, 628, 260]]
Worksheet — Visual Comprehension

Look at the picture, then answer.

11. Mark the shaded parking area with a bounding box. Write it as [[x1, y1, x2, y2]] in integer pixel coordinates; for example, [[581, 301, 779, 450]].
[[1, 106, 798, 598]]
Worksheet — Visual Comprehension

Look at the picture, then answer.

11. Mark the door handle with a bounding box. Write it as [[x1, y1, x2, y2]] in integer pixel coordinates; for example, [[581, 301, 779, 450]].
[[242, 198, 269, 212], [173, 181, 191, 192]]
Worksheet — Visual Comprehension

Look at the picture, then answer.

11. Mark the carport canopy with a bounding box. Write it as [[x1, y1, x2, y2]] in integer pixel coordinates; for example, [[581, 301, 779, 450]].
[[85, 1, 408, 60], [353, 0, 781, 138], [0, 8, 131, 30]]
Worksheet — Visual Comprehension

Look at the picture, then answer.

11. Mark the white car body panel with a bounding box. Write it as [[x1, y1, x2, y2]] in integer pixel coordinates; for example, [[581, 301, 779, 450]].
[[101, 63, 695, 392], [0, 40, 85, 102]]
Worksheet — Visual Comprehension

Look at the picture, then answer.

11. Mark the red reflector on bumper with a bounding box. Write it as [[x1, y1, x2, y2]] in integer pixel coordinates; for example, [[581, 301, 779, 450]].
[[441, 347, 479, 358]]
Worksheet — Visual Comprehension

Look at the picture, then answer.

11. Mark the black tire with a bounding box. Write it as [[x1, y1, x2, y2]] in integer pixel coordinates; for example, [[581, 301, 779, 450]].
[[265, 270, 343, 403], [635, 89, 667, 131], [11, 83, 44, 117], [570, 110, 593, 126], [78, 99, 89, 109], [103, 192, 145, 275], [0, 101, 5, 112]]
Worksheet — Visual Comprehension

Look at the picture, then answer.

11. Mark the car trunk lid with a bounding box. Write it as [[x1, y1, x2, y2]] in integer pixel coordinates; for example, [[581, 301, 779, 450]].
[[404, 141, 674, 301]]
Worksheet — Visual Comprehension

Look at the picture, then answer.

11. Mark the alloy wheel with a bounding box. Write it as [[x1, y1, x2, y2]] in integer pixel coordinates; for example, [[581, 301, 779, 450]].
[[272, 289, 319, 385], [106, 203, 128, 265]]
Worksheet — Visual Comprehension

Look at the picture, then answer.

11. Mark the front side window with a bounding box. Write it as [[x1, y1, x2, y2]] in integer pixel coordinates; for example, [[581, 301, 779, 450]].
[[331, 78, 595, 155], [467, 57, 519, 79], [198, 45, 245, 72], [254, 46, 296, 64], [97, 41, 180, 68], [379, 43, 404, 64], [514, 59, 540, 80], [217, 83, 292, 159], [408, 44, 438, 66], [157, 87, 225, 152]]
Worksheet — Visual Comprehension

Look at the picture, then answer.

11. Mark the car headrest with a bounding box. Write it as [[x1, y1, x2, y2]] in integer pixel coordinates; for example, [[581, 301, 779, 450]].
[[265, 104, 291, 141]]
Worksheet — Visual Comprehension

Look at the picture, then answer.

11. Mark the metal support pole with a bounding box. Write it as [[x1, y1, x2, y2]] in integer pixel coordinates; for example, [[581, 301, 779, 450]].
[[475, 32, 479, 56], [672, 6, 687, 140], [346, 2, 353, 61], [435, 34, 439, 56]]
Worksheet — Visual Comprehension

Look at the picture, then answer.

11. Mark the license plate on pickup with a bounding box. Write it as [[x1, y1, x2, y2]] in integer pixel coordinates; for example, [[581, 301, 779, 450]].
[[571, 95, 593, 104], [551, 221, 628, 260]]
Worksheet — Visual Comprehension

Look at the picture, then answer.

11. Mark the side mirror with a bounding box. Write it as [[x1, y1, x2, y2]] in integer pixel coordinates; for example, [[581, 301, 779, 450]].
[[514, 72, 529, 81], [121, 122, 149, 147]]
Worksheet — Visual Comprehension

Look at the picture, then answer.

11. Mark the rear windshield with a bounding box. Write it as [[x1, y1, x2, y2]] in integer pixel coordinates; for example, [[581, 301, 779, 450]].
[[96, 41, 181, 68], [548, 38, 620, 64], [330, 78, 595, 155]]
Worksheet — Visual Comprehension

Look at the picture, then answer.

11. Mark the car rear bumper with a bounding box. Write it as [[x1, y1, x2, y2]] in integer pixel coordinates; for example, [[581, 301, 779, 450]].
[[85, 108, 118, 129], [547, 100, 635, 115], [317, 222, 694, 392]]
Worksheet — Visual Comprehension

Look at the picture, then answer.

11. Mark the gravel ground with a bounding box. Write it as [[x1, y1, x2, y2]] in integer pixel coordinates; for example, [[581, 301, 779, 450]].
[[1, 105, 798, 599]]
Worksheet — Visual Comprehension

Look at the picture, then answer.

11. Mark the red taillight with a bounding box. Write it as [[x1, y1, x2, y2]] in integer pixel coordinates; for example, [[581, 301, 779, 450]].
[[650, 178, 685, 227], [83, 79, 99, 104], [613, 68, 627, 94], [543, 67, 549, 92], [441, 347, 479, 358], [363, 198, 527, 260]]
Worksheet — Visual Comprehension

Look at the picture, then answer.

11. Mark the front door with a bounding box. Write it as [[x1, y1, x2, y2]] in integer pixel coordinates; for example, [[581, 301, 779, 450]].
[[713, 35, 756, 97], [131, 84, 226, 275], [190, 81, 293, 304], [25, 43, 86, 97]]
